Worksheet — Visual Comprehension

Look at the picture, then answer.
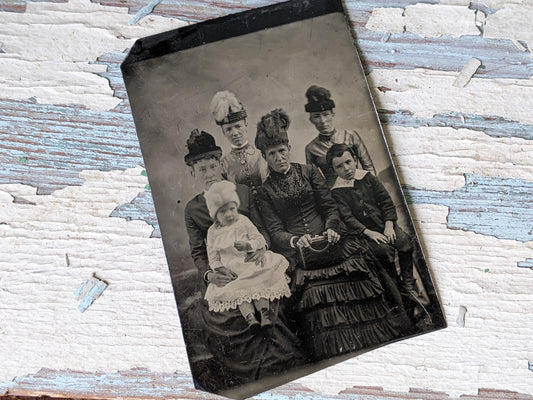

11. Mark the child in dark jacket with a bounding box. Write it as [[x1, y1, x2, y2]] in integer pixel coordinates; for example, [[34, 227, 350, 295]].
[[326, 143, 416, 296]]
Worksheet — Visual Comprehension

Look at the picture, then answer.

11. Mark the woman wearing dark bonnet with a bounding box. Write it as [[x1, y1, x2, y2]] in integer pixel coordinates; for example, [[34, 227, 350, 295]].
[[304, 85, 375, 187], [256, 108, 402, 361], [181, 129, 305, 393]]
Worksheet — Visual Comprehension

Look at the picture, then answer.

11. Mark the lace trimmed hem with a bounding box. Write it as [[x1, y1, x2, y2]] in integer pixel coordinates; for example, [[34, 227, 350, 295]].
[[207, 287, 292, 313]]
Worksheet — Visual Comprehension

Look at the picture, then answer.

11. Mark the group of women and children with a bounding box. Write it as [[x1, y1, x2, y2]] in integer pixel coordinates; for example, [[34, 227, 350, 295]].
[[182, 86, 427, 392]]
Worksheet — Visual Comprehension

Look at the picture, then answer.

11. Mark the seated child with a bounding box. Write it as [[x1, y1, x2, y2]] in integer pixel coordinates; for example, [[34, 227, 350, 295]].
[[326, 143, 416, 296], [204, 180, 291, 331]]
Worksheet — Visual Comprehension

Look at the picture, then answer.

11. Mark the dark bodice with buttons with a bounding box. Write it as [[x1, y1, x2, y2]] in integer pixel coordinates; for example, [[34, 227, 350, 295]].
[[258, 163, 340, 258]]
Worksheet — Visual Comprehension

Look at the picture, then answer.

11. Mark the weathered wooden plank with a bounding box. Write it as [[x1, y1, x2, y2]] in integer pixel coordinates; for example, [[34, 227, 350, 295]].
[[368, 69, 533, 125], [405, 174, 533, 242], [3, 368, 533, 399], [0, 99, 142, 193], [379, 111, 533, 141]]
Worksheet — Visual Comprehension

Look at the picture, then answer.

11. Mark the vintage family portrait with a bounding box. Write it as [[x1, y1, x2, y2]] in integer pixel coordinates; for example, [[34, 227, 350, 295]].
[[121, 0, 446, 398]]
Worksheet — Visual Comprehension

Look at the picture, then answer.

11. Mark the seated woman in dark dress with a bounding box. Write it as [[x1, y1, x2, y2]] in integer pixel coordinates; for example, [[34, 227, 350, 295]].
[[255, 108, 402, 361]]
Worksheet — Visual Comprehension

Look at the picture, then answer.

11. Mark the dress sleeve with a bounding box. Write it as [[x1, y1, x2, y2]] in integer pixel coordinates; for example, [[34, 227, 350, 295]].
[[331, 189, 368, 235], [236, 183, 271, 248], [349, 130, 376, 175], [308, 164, 341, 233], [206, 226, 224, 270], [369, 174, 397, 222], [305, 143, 314, 166], [258, 187, 295, 252], [184, 206, 210, 278]]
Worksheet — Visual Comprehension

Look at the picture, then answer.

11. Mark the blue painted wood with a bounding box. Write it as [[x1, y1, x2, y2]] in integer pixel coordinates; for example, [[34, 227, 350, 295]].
[[0, 99, 142, 194], [93, 52, 129, 105], [379, 111, 533, 141], [355, 32, 533, 80], [90, 0, 439, 23], [2, 368, 532, 400], [110, 188, 161, 238], [405, 174, 533, 242]]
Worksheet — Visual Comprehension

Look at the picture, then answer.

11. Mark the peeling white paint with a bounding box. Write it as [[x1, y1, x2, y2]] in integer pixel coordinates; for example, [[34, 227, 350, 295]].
[[384, 125, 533, 191], [366, 4, 479, 38], [365, 8, 405, 34], [370, 68, 533, 125], [0, 0, 188, 110], [1, 175, 532, 397], [485, 5, 533, 58], [0, 168, 186, 380]]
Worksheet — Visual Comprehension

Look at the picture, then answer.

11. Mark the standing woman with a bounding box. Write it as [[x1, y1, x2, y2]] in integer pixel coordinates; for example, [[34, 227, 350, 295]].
[[304, 85, 375, 187], [210, 91, 269, 197], [256, 108, 400, 361]]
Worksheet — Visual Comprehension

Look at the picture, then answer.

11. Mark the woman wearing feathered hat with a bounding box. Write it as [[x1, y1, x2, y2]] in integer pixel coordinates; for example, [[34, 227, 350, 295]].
[[210, 91, 268, 196], [256, 108, 400, 361], [304, 85, 375, 187]]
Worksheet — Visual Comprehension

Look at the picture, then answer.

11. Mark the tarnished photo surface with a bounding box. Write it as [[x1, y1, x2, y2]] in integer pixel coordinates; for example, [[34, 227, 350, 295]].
[[121, 1, 446, 398]]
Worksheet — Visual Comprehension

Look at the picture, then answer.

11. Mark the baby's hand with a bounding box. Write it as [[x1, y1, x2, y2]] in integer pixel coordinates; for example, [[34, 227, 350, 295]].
[[234, 241, 252, 252]]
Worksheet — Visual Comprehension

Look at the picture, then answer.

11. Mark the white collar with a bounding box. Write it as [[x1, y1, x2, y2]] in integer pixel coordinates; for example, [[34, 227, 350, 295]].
[[231, 141, 249, 150], [330, 170, 369, 189]]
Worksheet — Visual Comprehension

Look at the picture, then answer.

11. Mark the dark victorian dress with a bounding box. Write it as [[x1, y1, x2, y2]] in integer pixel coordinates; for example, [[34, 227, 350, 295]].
[[258, 163, 400, 360]]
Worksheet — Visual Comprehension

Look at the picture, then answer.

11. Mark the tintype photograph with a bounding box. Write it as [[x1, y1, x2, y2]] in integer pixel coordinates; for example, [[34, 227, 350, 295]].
[[121, 0, 446, 398]]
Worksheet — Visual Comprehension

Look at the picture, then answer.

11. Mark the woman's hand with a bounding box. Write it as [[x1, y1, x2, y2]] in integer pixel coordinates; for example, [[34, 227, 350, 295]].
[[296, 234, 313, 249], [207, 266, 238, 287], [364, 229, 389, 244], [326, 228, 340, 244]]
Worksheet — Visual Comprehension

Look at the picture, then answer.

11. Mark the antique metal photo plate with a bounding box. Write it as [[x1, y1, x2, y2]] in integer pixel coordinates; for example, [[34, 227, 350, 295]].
[[121, 0, 446, 398]]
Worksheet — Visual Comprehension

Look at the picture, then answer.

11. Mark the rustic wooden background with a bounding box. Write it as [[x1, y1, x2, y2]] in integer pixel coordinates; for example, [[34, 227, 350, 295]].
[[0, 0, 532, 399]]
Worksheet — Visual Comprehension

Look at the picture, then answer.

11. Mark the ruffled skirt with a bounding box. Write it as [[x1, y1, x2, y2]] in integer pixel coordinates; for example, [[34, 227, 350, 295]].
[[293, 246, 401, 360]]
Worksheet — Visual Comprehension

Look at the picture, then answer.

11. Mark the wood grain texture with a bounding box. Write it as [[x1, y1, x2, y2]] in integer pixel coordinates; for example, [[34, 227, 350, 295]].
[[0, 0, 532, 399]]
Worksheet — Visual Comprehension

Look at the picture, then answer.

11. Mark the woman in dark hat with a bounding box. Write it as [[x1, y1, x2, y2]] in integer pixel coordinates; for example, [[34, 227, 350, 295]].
[[304, 85, 375, 187], [210, 91, 268, 197], [256, 108, 402, 362], [182, 128, 305, 394]]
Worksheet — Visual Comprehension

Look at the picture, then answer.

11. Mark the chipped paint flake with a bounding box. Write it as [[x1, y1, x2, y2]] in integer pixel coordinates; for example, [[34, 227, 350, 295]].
[[453, 58, 482, 88], [512, 39, 529, 52], [456, 305, 467, 327], [517, 258, 533, 270], [129, 0, 163, 25], [74, 275, 108, 312]]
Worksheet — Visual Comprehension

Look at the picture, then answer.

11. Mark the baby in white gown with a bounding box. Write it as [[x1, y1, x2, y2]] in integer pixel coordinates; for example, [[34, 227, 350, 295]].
[[204, 181, 291, 330]]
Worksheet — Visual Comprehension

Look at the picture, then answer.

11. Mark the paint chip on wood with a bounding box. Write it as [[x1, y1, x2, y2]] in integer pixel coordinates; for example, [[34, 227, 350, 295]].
[[517, 258, 533, 270], [456, 305, 467, 327], [529, 361, 533, 372], [129, 0, 163, 25], [453, 58, 482, 88], [74, 276, 108, 313], [512, 40, 529, 52]]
